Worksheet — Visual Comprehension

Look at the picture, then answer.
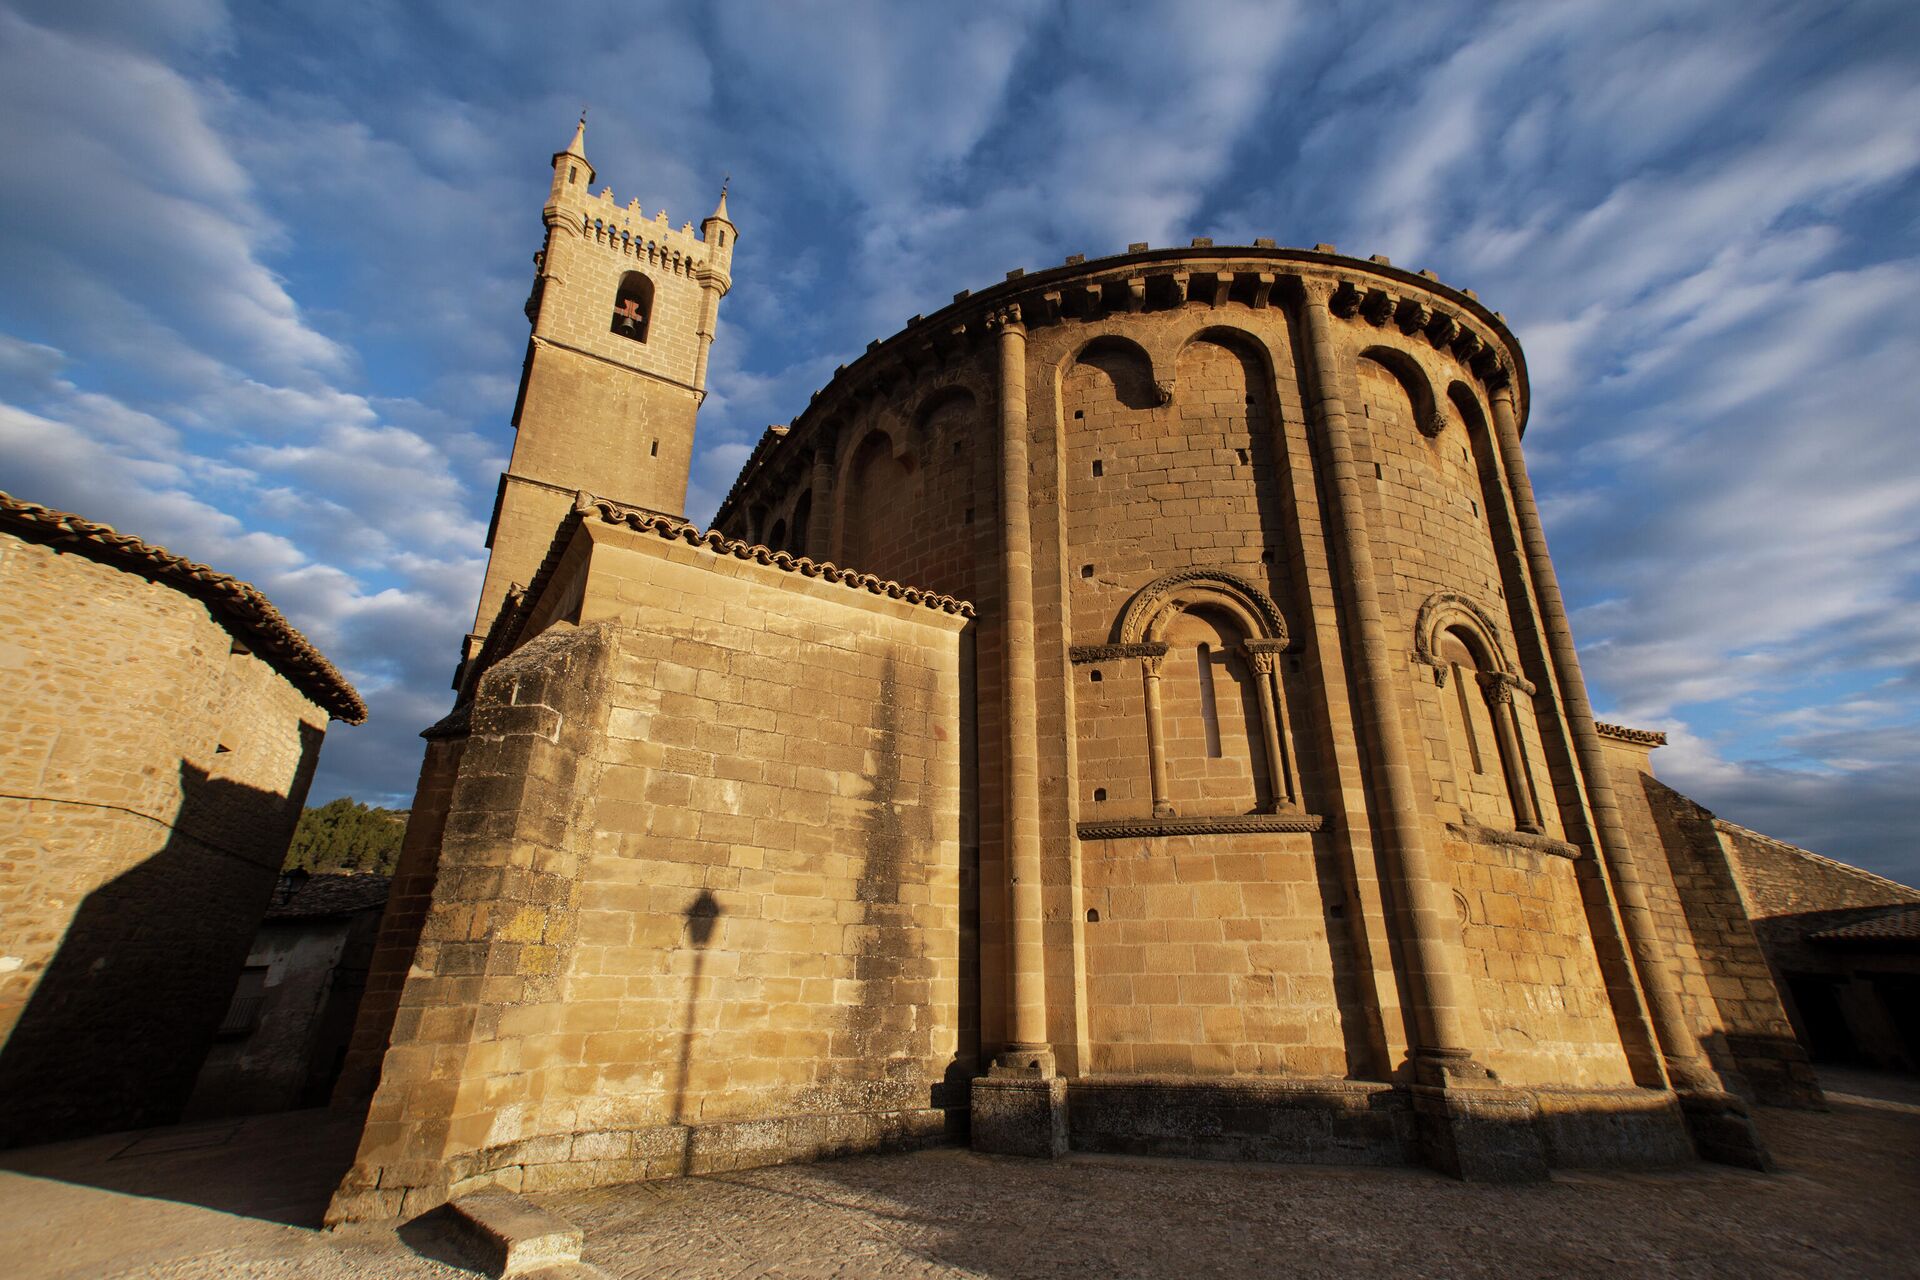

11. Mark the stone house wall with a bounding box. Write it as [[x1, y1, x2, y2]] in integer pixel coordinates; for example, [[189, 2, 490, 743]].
[[1600, 734, 1824, 1106], [0, 507, 349, 1145]]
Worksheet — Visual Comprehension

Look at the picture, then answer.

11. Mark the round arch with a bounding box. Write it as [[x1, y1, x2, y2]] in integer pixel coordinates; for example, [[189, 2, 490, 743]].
[[1117, 567, 1289, 648], [1359, 344, 1441, 437]]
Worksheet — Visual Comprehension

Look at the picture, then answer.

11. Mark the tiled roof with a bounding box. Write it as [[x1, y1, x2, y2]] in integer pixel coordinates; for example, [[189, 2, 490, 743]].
[[268, 873, 393, 919], [0, 492, 366, 723], [1596, 722, 1667, 747], [576, 492, 975, 616], [1807, 903, 1920, 944]]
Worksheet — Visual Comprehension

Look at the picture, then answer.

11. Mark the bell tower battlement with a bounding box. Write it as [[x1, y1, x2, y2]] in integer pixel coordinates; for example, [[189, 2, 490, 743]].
[[467, 116, 735, 677]]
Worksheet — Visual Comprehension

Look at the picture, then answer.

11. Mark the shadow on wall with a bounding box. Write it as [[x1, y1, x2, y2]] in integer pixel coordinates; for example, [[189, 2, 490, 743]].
[[0, 732, 320, 1149], [666, 886, 722, 1175]]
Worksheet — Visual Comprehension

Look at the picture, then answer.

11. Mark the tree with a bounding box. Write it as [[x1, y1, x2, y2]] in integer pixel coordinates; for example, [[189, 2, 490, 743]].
[[282, 796, 407, 875]]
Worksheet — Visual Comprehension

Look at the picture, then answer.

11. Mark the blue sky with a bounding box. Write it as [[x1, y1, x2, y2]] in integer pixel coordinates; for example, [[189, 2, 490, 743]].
[[3, 1, 1917, 883]]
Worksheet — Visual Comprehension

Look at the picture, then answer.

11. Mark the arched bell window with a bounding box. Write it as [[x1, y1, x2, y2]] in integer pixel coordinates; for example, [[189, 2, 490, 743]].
[[610, 271, 654, 343]]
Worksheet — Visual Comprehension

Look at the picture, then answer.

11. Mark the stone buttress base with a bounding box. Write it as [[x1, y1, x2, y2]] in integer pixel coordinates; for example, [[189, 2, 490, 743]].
[[1677, 1088, 1773, 1171], [972, 1075, 1710, 1182], [328, 1105, 960, 1223], [970, 1076, 1069, 1158]]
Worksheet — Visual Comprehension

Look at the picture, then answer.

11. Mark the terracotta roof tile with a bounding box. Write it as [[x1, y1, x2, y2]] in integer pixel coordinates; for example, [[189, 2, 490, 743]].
[[1808, 903, 1920, 943], [0, 492, 366, 723]]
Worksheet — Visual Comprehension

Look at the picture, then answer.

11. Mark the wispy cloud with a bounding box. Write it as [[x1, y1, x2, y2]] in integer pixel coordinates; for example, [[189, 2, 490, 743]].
[[2, 0, 1916, 883]]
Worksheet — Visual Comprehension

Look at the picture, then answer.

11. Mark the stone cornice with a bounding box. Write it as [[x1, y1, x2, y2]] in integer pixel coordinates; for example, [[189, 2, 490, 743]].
[[0, 491, 366, 723], [1595, 722, 1667, 747], [1069, 642, 1168, 664], [1445, 821, 1581, 860], [714, 244, 1529, 529], [1078, 811, 1326, 840]]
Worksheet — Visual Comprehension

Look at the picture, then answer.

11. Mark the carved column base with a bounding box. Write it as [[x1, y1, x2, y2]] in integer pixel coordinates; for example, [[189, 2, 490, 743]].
[[972, 1075, 1068, 1158], [992, 1044, 1057, 1077]]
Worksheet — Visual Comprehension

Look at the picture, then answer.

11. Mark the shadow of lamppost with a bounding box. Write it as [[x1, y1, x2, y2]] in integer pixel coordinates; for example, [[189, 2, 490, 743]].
[[668, 889, 721, 1174]]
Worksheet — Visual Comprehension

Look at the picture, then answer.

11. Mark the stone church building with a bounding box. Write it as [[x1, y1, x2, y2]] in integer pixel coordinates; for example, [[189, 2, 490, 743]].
[[325, 120, 1844, 1221]]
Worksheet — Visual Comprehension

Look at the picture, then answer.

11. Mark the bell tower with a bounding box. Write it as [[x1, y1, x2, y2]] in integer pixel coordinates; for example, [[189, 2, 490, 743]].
[[466, 116, 735, 672]]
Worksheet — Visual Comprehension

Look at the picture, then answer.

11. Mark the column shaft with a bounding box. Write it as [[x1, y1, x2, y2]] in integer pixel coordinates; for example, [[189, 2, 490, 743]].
[[1142, 656, 1172, 816], [1300, 287, 1474, 1063], [994, 310, 1051, 1068], [807, 448, 834, 560], [1487, 384, 1714, 1090], [1249, 652, 1291, 808]]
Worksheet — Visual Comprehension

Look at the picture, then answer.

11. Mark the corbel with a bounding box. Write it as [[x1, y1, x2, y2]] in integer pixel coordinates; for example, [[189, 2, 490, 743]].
[[1360, 288, 1395, 326], [1126, 276, 1147, 313], [1249, 272, 1275, 309], [1396, 298, 1432, 334], [1329, 280, 1366, 318], [1425, 311, 1460, 349]]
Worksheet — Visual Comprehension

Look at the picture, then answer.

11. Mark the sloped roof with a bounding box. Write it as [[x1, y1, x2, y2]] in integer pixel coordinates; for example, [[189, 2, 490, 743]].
[[1807, 903, 1920, 944], [0, 492, 365, 723], [267, 873, 393, 919]]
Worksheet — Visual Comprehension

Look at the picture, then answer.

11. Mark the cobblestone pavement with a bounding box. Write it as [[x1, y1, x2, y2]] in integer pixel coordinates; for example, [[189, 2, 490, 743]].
[[545, 1072, 1920, 1280], [3, 1070, 1916, 1279]]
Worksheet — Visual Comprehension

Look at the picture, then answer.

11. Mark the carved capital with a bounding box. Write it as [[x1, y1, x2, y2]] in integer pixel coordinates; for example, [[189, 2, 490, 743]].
[[1478, 670, 1515, 705], [1246, 649, 1278, 677], [985, 303, 1024, 333]]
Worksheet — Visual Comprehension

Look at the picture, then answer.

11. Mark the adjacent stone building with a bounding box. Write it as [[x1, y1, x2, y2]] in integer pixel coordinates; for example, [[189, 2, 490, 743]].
[[188, 872, 393, 1117], [325, 122, 1905, 1220], [0, 494, 365, 1146]]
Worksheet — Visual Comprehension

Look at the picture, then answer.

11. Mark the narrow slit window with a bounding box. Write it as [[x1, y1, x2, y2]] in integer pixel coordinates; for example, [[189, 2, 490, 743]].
[[1092, 459, 1104, 477], [1197, 643, 1223, 758], [1451, 663, 1485, 774]]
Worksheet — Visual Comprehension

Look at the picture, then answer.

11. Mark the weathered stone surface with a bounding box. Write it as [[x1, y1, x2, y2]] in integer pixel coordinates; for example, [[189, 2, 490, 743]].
[[447, 1188, 584, 1275], [1066, 1076, 1413, 1165], [971, 1076, 1068, 1158], [0, 495, 349, 1148]]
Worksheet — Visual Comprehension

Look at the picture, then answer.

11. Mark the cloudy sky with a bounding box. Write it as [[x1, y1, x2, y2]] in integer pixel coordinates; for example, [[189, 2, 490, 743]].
[[3, 0, 1916, 883]]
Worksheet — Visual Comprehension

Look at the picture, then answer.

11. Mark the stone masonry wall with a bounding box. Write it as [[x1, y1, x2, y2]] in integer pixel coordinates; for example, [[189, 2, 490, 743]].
[[0, 530, 328, 1145], [1442, 838, 1633, 1088], [330, 520, 967, 1220], [1602, 737, 1822, 1106]]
